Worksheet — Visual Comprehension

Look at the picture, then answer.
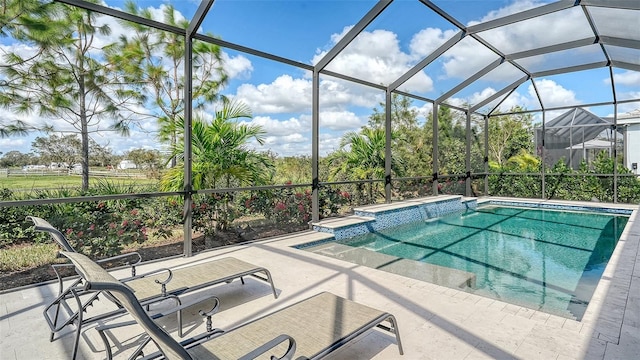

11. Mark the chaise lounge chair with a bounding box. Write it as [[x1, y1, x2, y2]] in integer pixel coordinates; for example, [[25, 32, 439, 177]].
[[28, 216, 278, 359], [61, 251, 404, 360]]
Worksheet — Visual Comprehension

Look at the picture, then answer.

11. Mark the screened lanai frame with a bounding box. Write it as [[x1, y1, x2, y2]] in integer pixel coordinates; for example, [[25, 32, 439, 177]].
[[13, 0, 640, 256]]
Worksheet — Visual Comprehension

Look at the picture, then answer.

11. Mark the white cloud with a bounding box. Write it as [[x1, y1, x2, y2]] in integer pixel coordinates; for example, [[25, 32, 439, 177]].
[[414, 103, 433, 121], [611, 71, 640, 87], [532, 79, 580, 108], [470, 0, 547, 25], [318, 111, 365, 131], [319, 133, 342, 155], [0, 43, 38, 61], [233, 74, 385, 115], [236, 110, 366, 157], [409, 28, 458, 59], [469, 87, 497, 106], [474, 4, 592, 55], [264, 133, 306, 146], [318, 78, 384, 109], [495, 90, 533, 112], [240, 116, 308, 136], [144, 4, 188, 24], [235, 75, 312, 113], [313, 28, 433, 93], [0, 137, 31, 155], [97, 131, 162, 155], [441, 37, 499, 80], [222, 52, 253, 80], [617, 98, 640, 114]]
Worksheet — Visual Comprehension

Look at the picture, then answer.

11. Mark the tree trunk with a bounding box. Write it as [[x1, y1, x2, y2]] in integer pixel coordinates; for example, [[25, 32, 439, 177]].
[[170, 132, 177, 168], [79, 74, 90, 191]]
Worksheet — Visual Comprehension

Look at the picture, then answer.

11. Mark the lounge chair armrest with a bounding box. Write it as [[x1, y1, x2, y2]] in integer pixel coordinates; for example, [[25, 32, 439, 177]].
[[51, 263, 78, 293], [198, 297, 221, 333], [51, 262, 75, 274], [96, 252, 143, 277], [238, 334, 297, 360], [124, 268, 173, 297]]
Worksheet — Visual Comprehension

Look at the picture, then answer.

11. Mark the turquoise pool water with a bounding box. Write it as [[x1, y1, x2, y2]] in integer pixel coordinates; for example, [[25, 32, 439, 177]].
[[334, 205, 629, 320]]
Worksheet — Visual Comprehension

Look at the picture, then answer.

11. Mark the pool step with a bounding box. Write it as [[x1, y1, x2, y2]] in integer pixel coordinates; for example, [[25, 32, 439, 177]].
[[311, 215, 375, 240], [308, 243, 477, 290]]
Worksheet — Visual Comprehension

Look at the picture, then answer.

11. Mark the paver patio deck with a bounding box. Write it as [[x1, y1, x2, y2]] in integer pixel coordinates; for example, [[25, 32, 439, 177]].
[[1, 201, 638, 359]]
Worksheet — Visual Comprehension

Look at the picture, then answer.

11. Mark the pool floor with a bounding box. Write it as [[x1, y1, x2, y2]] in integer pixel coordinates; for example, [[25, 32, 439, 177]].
[[306, 205, 629, 320]]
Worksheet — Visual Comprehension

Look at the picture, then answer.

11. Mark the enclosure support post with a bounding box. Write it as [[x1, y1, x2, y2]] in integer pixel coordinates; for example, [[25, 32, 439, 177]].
[[484, 115, 489, 196], [181, 0, 214, 257], [613, 104, 618, 203], [311, 70, 320, 223], [541, 111, 546, 199], [465, 110, 471, 197], [384, 90, 392, 203], [182, 35, 194, 257], [432, 103, 439, 196]]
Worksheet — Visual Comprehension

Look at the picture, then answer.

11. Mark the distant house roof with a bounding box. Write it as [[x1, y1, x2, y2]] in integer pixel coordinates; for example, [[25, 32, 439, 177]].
[[538, 108, 621, 143], [565, 139, 615, 150]]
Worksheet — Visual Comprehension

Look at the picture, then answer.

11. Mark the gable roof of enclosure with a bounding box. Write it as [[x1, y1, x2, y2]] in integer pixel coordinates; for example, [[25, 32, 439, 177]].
[[540, 107, 620, 143], [57, 0, 640, 117]]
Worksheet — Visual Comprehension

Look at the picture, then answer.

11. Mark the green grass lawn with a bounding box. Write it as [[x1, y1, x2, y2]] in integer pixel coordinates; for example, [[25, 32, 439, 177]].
[[3, 175, 159, 190]]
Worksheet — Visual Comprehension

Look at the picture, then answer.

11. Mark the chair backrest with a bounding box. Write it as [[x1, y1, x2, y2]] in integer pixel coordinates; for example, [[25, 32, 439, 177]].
[[60, 251, 192, 360], [27, 216, 75, 252]]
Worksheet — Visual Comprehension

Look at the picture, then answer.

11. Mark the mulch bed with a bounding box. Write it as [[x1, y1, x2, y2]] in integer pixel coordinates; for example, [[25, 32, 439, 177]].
[[1, 224, 307, 291]]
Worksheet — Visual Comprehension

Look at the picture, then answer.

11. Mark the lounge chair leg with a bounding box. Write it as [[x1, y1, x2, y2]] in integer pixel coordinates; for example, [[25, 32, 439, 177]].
[[70, 288, 84, 360], [97, 328, 113, 360], [49, 302, 61, 342], [240, 276, 245, 285], [177, 308, 183, 337], [387, 315, 404, 355], [264, 269, 278, 299]]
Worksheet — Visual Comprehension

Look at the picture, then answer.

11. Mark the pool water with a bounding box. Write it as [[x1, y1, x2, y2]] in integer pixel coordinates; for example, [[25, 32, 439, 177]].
[[334, 205, 628, 320]]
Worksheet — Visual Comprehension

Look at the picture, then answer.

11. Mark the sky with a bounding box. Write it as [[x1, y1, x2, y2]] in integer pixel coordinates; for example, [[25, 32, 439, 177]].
[[1, 0, 639, 160]]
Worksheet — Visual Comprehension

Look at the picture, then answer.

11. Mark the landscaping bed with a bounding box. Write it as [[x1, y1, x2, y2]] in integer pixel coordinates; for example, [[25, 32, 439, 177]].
[[0, 222, 307, 291]]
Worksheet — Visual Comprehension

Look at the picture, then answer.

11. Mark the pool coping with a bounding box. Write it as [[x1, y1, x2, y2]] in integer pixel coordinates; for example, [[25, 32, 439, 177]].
[[295, 196, 640, 347]]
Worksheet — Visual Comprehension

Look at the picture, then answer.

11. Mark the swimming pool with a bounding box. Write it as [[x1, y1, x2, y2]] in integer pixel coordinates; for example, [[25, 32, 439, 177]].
[[303, 205, 629, 320]]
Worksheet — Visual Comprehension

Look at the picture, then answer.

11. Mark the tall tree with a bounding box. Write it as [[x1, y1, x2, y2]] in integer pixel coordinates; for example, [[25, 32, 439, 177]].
[[1, 0, 61, 136], [31, 134, 82, 167], [1, 0, 141, 190], [126, 148, 162, 170], [0, 150, 33, 167], [107, 1, 228, 167], [31, 133, 110, 169], [426, 104, 467, 175], [487, 106, 534, 167], [367, 94, 430, 177], [368, 93, 419, 131]]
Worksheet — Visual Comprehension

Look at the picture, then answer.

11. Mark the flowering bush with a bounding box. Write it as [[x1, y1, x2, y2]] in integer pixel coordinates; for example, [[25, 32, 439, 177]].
[[143, 198, 183, 239], [437, 179, 466, 195], [318, 187, 351, 218], [191, 193, 240, 240], [245, 186, 351, 225], [273, 188, 312, 224], [61, 201, 148, 257]]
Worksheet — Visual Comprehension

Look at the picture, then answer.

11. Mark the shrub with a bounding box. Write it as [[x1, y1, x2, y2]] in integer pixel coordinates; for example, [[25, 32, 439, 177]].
[[191, 193, 241, 240], [54, 201, 148, 258]]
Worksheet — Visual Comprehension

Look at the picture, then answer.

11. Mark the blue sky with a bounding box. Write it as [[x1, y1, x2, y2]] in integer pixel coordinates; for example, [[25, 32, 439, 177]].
[[1, 0, 639, 159]]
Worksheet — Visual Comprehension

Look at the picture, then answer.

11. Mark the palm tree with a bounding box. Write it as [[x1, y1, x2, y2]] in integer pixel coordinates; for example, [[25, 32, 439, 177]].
[[160, 100, 274, 192], [161, 100, 274, 235], [328, 127, 404, 202]]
